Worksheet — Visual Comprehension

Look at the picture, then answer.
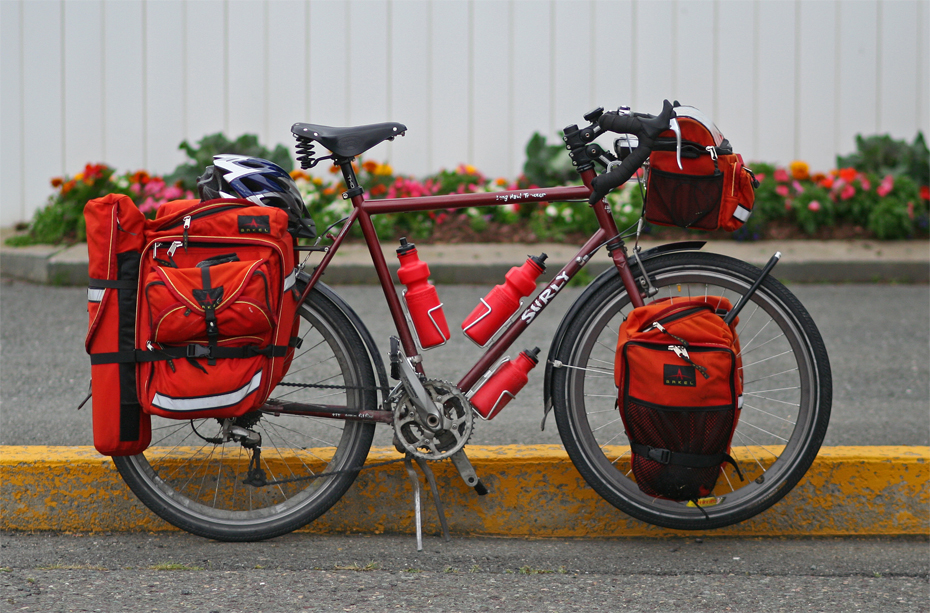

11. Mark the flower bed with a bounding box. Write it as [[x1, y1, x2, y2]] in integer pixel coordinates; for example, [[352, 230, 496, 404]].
[[7, 133, 928, 246]]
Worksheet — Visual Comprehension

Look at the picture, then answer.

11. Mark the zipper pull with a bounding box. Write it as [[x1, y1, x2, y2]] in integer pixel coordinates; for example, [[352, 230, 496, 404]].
[[670, 345, 710, 379], [146, 341, 154, 351], [182, 216, 192, 251], [153, 242, 161, 260], [167, 240, 183, 258]]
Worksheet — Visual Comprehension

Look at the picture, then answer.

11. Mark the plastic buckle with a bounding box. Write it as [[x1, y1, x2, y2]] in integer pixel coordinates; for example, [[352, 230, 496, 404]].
[[647, 447, 672, 465], [186, 344, 212, 359]]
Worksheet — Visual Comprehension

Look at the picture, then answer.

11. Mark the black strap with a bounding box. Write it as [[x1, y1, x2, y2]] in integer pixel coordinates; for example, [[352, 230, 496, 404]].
[[630, 443, 744, 481], [88, 277, 136, 289], [90, 344, 290, 365]]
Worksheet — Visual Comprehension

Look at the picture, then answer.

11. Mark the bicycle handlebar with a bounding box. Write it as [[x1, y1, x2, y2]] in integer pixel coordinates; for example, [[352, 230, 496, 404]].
[[587, 100, 676, 205]]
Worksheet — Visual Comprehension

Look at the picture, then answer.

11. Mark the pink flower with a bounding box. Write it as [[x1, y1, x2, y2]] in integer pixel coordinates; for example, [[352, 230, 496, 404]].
[[755, 173, 766, 182], [808, 200, 821, 212], [784, 201, 792, 211], [774, 168, 790, 182], [907, 201, 915, 220], [144, 178, 166, 197], [876, 175, 894, 197], [858, 175, 871, 191], [840, 185, 856, 200], [162, 185, 184, 201], [130, 183, 141, 195], [138, 196, 158, 214], [775, 185, 790, 197], [792, 180, 805, 194]]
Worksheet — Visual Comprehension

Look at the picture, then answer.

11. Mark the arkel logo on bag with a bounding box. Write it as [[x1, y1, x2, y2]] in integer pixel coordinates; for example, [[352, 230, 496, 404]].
[[663, 364, 696, 387], [238, 215, 271, 234]]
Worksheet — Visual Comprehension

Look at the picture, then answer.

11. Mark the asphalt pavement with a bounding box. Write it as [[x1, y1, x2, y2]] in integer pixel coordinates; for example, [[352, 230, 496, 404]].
[[1, 279, 927, 447]]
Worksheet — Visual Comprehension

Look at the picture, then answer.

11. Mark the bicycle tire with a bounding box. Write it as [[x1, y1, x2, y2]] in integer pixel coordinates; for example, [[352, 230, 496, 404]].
[[114, 288, 377, 541], [551, 251, 831, 530]]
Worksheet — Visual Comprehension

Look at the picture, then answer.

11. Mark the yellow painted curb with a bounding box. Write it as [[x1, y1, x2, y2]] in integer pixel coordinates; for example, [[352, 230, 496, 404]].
[[1, 445, 927, 537]]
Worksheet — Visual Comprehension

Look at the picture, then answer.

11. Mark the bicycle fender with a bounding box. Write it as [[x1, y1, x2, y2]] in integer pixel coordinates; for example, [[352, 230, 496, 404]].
[[297, 277, 391, 407], [540, 240, 705, 430]]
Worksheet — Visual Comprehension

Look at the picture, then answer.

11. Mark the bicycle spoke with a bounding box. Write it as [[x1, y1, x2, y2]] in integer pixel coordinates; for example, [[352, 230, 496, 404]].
[[741, 402, 798, 425]]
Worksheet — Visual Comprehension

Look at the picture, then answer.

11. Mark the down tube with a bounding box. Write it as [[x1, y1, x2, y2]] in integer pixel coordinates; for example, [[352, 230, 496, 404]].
[[456, 228, 610, 394]]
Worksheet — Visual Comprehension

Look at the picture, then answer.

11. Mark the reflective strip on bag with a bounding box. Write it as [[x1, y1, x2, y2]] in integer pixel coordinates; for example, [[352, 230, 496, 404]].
[[151, 370, 262, 412], [283, 268, 297, 292], [733, 205, 751, 222], [87, 288, 106, 303], [737, 394, 744, 409]]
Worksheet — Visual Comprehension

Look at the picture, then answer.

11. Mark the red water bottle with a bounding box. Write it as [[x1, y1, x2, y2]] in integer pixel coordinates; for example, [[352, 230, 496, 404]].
[[396, 237, 450, 348], [462, 253, 548, 346], [470, 347, 540, 419]]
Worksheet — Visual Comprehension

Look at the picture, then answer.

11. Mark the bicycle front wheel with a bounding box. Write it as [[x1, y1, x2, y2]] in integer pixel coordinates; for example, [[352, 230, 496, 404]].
[[551, 251, 831, 530], [114, 288, 377, 541]]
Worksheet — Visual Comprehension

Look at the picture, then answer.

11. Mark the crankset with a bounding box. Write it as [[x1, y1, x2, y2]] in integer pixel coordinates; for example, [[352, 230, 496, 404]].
[[393, 379, 474, 460]]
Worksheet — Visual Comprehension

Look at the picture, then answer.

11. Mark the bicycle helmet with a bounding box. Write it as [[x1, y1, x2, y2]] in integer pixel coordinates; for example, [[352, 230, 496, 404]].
[[197, 155, 316, 239]]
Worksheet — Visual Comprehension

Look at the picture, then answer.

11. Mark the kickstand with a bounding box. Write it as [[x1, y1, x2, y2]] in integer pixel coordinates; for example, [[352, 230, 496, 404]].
[[414, 456, 452, 544], [403, 453, 451, 552]]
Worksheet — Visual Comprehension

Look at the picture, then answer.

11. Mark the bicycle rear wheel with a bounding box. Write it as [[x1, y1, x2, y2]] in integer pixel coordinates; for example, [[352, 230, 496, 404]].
[[114, 289, 376, 541], [551, 251, 831, 530]]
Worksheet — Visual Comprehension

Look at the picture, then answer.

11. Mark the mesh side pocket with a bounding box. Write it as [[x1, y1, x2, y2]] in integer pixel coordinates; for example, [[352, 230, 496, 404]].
[[645, 168, 724, 230], [624, 397, 735, 500]]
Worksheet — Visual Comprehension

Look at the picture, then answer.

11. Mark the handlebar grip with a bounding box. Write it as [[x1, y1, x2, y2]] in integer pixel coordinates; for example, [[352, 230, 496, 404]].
[[587, 146, 651, 204], [586, 100, 675, 204]]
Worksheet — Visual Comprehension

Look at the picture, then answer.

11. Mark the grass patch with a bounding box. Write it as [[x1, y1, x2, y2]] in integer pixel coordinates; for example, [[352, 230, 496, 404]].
[[149, 562, 204, 571]]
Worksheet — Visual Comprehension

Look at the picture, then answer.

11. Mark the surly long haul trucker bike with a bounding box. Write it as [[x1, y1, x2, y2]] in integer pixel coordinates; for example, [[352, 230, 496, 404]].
[[113, 101, 832, 543]]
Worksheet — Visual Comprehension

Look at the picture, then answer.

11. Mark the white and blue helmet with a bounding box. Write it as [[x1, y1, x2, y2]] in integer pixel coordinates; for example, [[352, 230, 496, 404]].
[[197, 155, 316, 238]]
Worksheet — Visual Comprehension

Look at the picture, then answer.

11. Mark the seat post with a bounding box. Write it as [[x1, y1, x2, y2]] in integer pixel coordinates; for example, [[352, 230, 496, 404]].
[[336, 158, 365, 200]]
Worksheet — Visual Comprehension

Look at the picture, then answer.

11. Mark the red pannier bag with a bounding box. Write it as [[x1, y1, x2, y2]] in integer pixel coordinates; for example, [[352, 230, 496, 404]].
[[136, 198, 299, 420], [84, 194, 151, 456], [644, 106, 758, 232], [614, 297, 744, 502]]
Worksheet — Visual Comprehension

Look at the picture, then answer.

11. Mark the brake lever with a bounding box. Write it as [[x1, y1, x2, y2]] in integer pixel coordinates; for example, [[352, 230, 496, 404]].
[[669, 117, 683, 170]]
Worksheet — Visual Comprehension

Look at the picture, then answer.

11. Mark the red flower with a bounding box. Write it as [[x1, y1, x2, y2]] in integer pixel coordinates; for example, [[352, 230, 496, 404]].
[[838, 167, 858, 182], [920, 186, 929, 200]]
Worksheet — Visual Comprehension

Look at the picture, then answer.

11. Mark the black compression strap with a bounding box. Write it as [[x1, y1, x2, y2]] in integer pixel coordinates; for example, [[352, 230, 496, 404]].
[[630, 442, 742, 479], [90, 344, 291, 365], [88, 277, 136, 289]]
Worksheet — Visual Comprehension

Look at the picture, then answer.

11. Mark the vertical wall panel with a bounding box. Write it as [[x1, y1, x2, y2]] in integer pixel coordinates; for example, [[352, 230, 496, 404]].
[[878, 1, 920, 141], [512, 2, 552, 172], [390, 0, 430, 175], [716, 2, 756, 161], [103, 0, 145, 171], [0, 0, 24, 225], [471, 1, 511, 176], [307, 1, 349, 127], [552, 0, 594, 130], [675, 0, 715, 112], [633, 0, 675, 114], [63, 1, 105, 173], [430, 1, 470, 171], [920, 1, 930, 137], [145, 0, 186, 174], [226, 1, 266, 144], [797, 0, 836, 172], [592, 0, 634, 112], [756, 1, 797, 164], [21, 1, 62, 216], [184, 0, 226, 145], [347, 0, 389, 135], [837, 1, 879, 158], [267, 1, 309, 152]]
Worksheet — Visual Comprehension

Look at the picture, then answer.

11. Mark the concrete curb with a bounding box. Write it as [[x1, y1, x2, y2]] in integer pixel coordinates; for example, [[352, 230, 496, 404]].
[[2, 446, 927, 537], [2, 240, 928, 285]]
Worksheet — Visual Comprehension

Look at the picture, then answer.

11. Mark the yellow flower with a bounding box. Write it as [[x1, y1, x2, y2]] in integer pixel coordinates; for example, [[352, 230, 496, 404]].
[[495, 177, 507, 187], [464, 164, 477, 175], [375, 163, 393, 176], [789, 160, 810, 181], [312, 177, 323, 186], [290, 169, 310, 181], [362, 160, 379, 173], [74, 172, 84, 182]]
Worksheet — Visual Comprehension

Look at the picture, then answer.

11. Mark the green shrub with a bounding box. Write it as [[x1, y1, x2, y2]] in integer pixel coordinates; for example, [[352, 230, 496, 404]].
[[165, 133, 293, 192]]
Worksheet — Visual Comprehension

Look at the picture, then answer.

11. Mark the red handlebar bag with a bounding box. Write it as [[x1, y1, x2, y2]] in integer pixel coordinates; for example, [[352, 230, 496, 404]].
[[84, 194, 151, 456], [614, 297, 743, 502], [644, 106, 756, 232], [137, 199, 298, 420]]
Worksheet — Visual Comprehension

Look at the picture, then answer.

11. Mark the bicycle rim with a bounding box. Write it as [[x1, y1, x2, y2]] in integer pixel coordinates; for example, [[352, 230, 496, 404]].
[[554, 252, 831, 529], [114, 291, 375, 540]]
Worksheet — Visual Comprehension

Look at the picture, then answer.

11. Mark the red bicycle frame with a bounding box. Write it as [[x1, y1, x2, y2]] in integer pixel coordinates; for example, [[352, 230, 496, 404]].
[[294, 165, 645, 400]]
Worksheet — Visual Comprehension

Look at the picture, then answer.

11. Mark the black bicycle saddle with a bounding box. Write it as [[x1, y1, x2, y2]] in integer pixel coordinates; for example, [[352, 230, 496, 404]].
[[291, 121, 407, 158]]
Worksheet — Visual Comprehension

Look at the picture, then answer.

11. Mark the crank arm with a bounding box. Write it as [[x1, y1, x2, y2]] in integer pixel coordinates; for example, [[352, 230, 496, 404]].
[[390, 337, 445, 431], [450, 449, 488, 495]]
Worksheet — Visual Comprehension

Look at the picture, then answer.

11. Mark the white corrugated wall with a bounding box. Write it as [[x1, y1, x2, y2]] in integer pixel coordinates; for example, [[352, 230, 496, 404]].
[[1, 0, 928, 226]]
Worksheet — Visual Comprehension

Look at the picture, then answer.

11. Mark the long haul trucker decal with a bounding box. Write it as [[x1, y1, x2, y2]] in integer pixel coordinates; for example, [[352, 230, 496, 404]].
[[520, 272, 570, 324]]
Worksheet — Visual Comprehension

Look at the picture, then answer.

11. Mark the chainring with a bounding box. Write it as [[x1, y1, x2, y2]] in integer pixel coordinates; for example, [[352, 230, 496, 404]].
[[393, 379, 474, 461]]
